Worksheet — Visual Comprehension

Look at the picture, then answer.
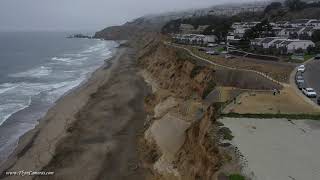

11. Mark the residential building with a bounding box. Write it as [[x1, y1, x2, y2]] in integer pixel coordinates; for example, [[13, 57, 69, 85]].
[[250, 37, 315, 54], [173, 34, 217, 46], [281, 40, 315, 53]]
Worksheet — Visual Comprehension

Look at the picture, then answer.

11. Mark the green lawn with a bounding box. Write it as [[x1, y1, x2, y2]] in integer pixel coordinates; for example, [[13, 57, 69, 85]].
[[215, 47, 225, 52], [229, 174, 245, 180], [304, 54, 316, 61]]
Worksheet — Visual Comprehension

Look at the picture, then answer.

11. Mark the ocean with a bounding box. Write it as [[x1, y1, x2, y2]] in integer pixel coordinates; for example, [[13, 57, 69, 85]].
[[0, 32, 118, 162]]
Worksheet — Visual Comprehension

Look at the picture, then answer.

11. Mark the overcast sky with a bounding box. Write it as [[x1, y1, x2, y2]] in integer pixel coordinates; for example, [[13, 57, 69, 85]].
[[0, 0, 261, 32]]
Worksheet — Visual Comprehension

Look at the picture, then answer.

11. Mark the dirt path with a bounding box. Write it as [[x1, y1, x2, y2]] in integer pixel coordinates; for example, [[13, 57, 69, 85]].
[[164, 42, 288, 87]]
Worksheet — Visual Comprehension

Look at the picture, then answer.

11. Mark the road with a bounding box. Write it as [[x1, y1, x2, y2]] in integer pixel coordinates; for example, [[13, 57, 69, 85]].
[[303, 59, 320, 103]]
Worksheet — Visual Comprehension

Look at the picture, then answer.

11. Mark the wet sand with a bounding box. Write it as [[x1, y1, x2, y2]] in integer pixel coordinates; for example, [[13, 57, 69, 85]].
[[0, 47, 149, 180]]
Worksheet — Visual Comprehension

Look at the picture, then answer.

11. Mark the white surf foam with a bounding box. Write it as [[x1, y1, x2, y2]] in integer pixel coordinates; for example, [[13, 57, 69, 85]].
[[82, 42, 107, 54], [9, 66, 52, 78], [0, 98, 32, 126], [0, 83, 18, 95], [51, 57, 72, 62]]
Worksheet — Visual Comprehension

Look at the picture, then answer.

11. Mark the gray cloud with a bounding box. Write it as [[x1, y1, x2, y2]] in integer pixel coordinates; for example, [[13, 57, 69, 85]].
[[0, 0, 261, 31]]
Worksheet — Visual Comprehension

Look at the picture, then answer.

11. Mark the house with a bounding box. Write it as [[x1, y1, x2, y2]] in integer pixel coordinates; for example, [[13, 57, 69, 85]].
[[250, 37, 315, 54], [290, 19, 317, 27], [173, 34, 217, 46], [260, 37, 282, 49], [271, 40, 286, 49], [277, 28, 303, 39], [250, 38, 264, 47], [307, 20, 320, 27], [282, 40, 315, 53], [274, 21, 290, 28], [231, 21, 260, 38]]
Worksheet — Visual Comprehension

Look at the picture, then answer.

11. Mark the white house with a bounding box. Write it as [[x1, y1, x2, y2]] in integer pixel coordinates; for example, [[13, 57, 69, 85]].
[[290, 19, 316, 27], [260, 37, 283, 49], [280, 40, 315, 53], [173, 34, 217, 46], [277, 28, 303, 38], [307, 20, 320, 27], [250, 38, 264, 47]]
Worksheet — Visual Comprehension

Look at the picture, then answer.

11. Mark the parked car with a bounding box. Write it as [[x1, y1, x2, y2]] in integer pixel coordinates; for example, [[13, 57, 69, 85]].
[[198, 48, 206, 52], [297, 65, 305, 72], [207, 43, 218, 47], [206, 51, 219, 55], [302, 88, 317, 98], [297, 82, 304, 90], [315, 54, 320, 60], [225, 54, 234, 59], [221, 51, 228, 54], [295, 75, 304, 84], [317, 97, 320, 105]]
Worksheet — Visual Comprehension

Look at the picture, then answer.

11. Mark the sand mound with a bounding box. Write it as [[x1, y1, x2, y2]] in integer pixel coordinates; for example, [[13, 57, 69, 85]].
[[154, 97, 178, 118], [145, 113, 190, 161]]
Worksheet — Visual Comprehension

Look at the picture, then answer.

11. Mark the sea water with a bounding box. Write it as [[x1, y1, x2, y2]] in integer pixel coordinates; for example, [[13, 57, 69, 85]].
[[0, 32, 118, 162]]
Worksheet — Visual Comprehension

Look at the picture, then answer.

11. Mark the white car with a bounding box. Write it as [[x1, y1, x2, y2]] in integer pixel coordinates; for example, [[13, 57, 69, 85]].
[[297, 65, 305, 72], [225, 54, 234, 59], [206, 51, 219, 55], [302, 88, 317, 98], [295, 75, 304, 84]]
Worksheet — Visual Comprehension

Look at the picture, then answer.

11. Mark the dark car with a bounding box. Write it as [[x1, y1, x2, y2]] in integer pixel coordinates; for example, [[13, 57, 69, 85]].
[[315, 54, 320, 60], [297, 82, 304, 90], [317, 97, 320, 105]]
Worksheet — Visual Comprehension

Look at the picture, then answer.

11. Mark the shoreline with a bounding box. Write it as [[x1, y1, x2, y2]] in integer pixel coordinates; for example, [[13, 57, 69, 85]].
[[0, 46, 126, 176]]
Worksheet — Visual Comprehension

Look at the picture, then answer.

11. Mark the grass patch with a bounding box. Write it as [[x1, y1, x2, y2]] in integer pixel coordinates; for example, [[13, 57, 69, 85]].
[[202, 80, 216, 99], [215, 47, 225, 52], [229, 174, 245, 180], [222, 113, 320, 120], [304, 54, 315, 61], [190, 65, 204, 78]]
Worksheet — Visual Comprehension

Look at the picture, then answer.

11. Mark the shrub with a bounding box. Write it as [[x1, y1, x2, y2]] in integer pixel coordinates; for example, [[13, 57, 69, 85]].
[[190, 66, 204, 78], [219, 127, 234, 141], [176, 50, 196, 63], [202, 80, 216, 99]]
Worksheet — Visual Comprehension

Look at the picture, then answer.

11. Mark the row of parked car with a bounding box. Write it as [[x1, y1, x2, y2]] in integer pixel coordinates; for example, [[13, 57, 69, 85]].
[[295, 64, 320, 105]]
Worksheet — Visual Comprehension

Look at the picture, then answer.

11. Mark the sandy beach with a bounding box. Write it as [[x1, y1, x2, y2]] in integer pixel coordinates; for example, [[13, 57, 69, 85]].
[[0, 46, 149, 180]]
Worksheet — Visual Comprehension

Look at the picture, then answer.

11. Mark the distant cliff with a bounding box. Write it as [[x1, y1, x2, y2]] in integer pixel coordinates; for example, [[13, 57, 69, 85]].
[[94, 17, 165, 40]]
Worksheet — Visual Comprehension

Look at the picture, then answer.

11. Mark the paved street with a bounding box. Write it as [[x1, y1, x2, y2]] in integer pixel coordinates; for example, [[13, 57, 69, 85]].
[[303, 59, 320, 103]]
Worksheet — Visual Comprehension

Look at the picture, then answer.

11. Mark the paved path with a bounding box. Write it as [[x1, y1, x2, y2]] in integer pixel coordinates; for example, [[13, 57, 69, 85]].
[[164, 42, 288, 87]]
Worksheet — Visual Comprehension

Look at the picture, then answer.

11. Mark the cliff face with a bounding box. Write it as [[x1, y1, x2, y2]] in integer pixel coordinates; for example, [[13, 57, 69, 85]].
[[94, 21, 233, 179], [94, 18, 164, 40], [176, 106, 222, 180], [137, 36, 225, 180], [138, 40, 216, 99]]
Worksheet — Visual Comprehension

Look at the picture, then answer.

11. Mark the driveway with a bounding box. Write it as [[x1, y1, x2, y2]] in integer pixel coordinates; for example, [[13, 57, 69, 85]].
[[303, 59, 320, 103]]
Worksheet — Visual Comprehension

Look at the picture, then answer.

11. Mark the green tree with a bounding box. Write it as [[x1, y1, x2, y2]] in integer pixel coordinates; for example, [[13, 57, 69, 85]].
[[243, 20, 274, 40], [312, 30, 320, 43], [284, 0, 306, 11], [212, 23, 232, 42], [264, 2, 283, 14]]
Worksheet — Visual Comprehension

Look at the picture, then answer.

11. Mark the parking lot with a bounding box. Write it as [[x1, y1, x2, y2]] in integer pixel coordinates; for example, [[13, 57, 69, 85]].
[[296, 58, 320, 104]]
